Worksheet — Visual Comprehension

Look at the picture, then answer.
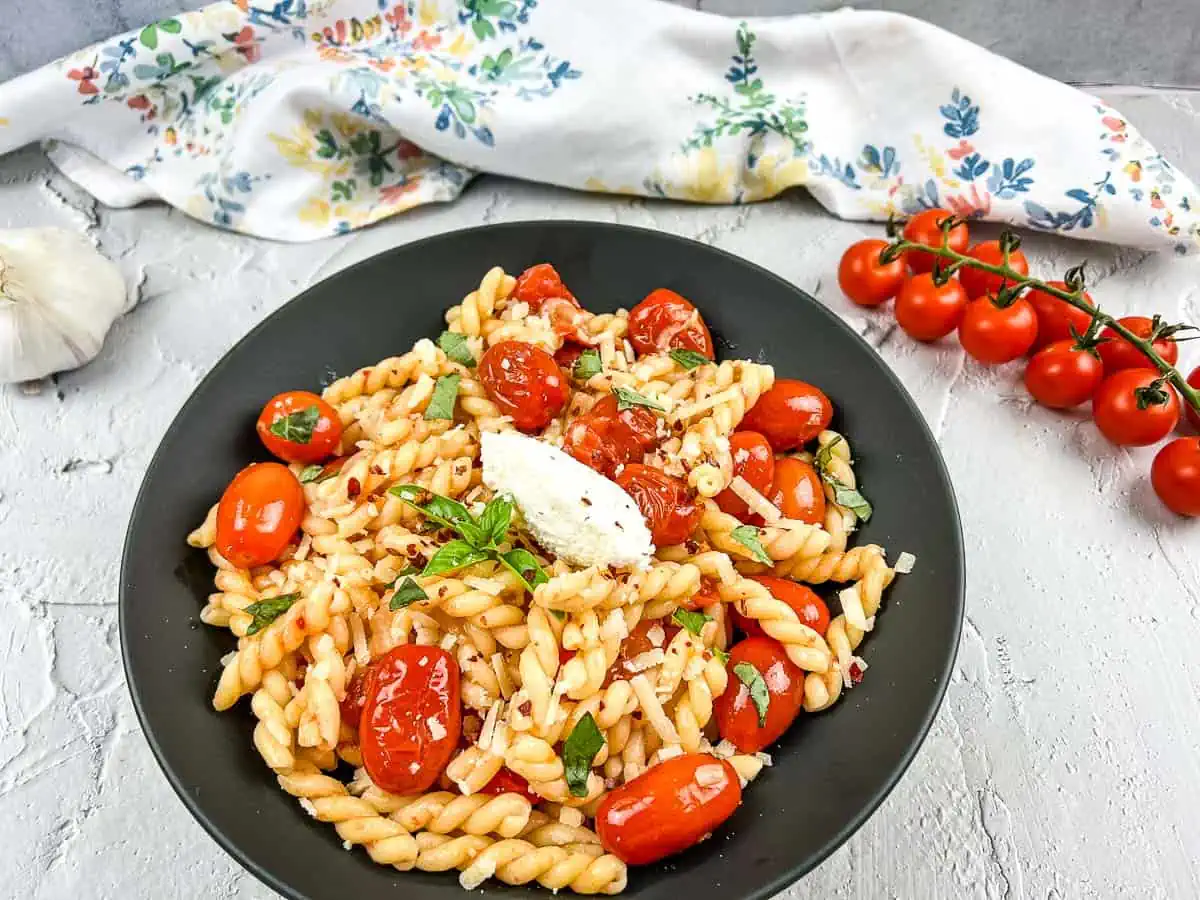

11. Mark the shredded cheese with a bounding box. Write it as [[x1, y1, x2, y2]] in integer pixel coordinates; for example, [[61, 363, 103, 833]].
[[712, 739, 737, 759], [459, 857, 497, 891], [439, 632, 459, 651], [730, 475, 781, 524], [647, 624, 666, 648], [427, 717, 447, 741], [839, 585, 872, 633], [478, 701, 502, 751], [350, 612, 370, 666], [625, 648, 665, 673], [600, 609, 629, 642], [630, 674, 681, 745], [465, 575, 508, 595], [694, 764, 727, 787], [298, 798, 318, 819], [895, 551, 916, 574], [490, 654, 515, 700], [672, 386, 742, 423]]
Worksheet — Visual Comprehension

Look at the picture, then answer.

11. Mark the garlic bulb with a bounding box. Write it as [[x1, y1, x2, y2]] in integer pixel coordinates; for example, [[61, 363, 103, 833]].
[[0, 227, 128, 384]]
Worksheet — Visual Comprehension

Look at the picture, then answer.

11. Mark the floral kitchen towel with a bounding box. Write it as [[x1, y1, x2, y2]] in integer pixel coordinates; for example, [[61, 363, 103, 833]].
[[0, 0, 1195, 250]]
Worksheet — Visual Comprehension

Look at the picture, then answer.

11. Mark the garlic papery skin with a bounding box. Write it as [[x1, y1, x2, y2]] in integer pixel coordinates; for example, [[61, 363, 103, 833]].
[[0, 227, 128, 384]]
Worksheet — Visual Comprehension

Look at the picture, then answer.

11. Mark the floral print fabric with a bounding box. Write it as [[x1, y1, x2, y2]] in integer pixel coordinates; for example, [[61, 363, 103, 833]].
[[1, 0, 1195, 250]]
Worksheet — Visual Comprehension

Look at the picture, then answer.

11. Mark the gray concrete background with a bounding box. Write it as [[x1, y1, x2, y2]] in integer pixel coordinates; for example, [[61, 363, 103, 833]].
[[1, 0, 1198, 87]]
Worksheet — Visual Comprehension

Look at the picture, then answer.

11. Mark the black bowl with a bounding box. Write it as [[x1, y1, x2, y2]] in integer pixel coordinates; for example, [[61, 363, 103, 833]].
[[121, 221, 963, 900]]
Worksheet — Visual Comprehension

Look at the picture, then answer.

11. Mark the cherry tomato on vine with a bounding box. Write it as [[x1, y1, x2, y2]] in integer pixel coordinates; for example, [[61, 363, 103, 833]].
[[1097, 316, 1180, 373], [740, 379, 833, 451], [256, 390, 342, 464], [1187, 366, 1200, 431], [1027, 281, 1095, 350], [763, 457, 825, 525], [958, 295, 1039, 364], [959, 241, 1030, 300], [627, 289, 715, 359], [215, 462, 305, 569], [562, 395, 658, 478], [732, 576, 829, 639], [837, 239, 906, 307], [714, 431, 775, 520], [478, 341, 569, 433], [360, 645, 461, 795], [894, 273, 969, 342], [1151, 437, 1200, 517], [902, 209, 970, 274], [596, 753, 741, 865], [1092, 368, 1180, 446], [714, 636, 806, 753], [1023, 340, 1105, 409], [615, 464, 701, 547]]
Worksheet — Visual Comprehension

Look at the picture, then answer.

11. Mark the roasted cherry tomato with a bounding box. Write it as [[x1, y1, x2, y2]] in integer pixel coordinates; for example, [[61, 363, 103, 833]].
[[1098, 316, 1181, 374], [596, 753, 741, 866], [959, 241, 1030, 300], [1027, 282, 1095, 351], [1151, 437, 1200, 517], [608, 620, 680, 682], [732, 576, 829, 639], [554, 341, 586, 374], [627, 288, 715, 359], [1092, 368, 1180, 447], [478, 767, 540, 803], [339, 669, 372, 731], [739, 379, 833, 452], [360, 645, 461, 795], [1187, 366, 1200, 431], [615, 464, 701, 547], [764, 457, 826, 525], [714, 636, 806, 753], [256, 390, 343, 464], [478, 341, 569, 433], [714, 431, 775, 520], [902, 209, 970, 274], [512, 264, 591, 341], [837, 239, 906, 307], [562, 395, 658, 478], [1023, 340, 1105, 409], [215, 462, 304, 569], [894, 273, 969, 342], [958, 295, 1038, 364], [679, 576, 721, 612]]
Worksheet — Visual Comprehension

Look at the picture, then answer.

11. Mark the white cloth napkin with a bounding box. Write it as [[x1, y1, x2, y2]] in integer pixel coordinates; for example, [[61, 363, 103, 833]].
[[0, 0, 1195, 250]]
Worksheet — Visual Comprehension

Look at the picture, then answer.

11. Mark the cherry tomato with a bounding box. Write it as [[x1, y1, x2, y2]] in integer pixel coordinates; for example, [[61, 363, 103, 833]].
[[714, 432, 775, 520], [595, 753, 741, 866], [1092, 368, 1180, 447], [215, 463, 304, 569], [562, 395, 658, 478], [713, 636, 805, 753], [478, 767, 540, 803], [1151, 437, 1200, 517], [894, 274, 968, 342], [679, 576, 721, 613], [340, 669, 371, 731], [478, 341, 569, 433], [739, 379, 833, 452], [837, 239, 906, 308], [607, 620, 681, 683], [1187, 366, 1200, 431], [958, 296, 1038, 364], [554, 341, 585, 374], [615, 464, 701, 547], [255, 391, 342, 464], [512, 263, 578, 309], [732, 576, 829, 639], [902, 209, 970, 274], [763, 457, 825, 525], [959, 241, 1030, 300], [360, 645, 461, 795], [1027, 282, 1095, 351], [627, 288, 715, 359], [1098, 316, 1180, 374], [1023, 340, 1105, 409]]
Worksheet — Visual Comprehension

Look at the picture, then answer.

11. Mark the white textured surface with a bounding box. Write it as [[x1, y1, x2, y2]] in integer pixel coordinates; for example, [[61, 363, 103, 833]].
[[2, 91, 1199, 900]]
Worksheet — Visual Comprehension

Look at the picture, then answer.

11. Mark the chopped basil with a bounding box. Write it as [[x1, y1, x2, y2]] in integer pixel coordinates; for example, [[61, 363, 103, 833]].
[[613, 386, 666, 413], [549, 609, 566, 621], [672, 608, 712, 637], [814, 435, 843, 470], [269, 406, 320, 444], [424, 373, 461, 421], [498, 547, 549, 591], [389, 484, 474, 532], [731, 525, 772, 565], [437, 331, 477, 367], [733, 661, 770, 727], [422, 540, 492, 577], [827, 480, 872, 523], [298, 464, 324, 483], [669, 348, 711, 370], [389, 576, 428, 610], [562, 712, 605, 797], [244, 593, 299, 636], [712, 647, 730, 666], [476, 495, 514, 547], [573, 349, 602, 380], [388, 564, 420, 587]]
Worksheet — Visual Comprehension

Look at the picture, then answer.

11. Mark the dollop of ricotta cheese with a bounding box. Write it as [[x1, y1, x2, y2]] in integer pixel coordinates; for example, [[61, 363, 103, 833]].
[[481, 431, 654, 570]]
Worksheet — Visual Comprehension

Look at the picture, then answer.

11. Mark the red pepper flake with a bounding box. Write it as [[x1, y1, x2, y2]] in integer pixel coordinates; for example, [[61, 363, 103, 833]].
[[347, 477, 362, 499], [370, 464, 384, 475], [848, 661, 864, 684], [518, 700, 533, 716], [685, 540, 701, 555], [581, 497, 592, 506]]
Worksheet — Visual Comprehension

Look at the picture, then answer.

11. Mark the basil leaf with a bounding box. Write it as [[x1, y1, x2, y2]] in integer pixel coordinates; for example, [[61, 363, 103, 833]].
[[712, 647, 730, 666], [244, 593, 299, 636], [497, 548, 549, 591], [389, 484, 475, 533], [731, 525, 772, 565], [733, 661, 770, 727], [424, 373, 461, 421], [814, 435, 844, 471], [825, 477, 873, 523], [573, 349, 602, 380], [389, 576, 428, 610], [669, 349, 710, 370], [438, 330, 476, 367], [268, 406, 320, 444], [549, 609, 566, 621], [388, 564, 420, 587], [298, 464, 324, 483], [672, 608, 712, 637], [476, 495, 513, 548], [562, 712, 605, 797], [422, 540, 491, 577], [613, 386, 666, 413]]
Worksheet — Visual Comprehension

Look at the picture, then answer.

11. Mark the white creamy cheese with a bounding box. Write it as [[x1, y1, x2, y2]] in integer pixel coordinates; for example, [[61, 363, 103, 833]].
[[480, 431, 654, 570]]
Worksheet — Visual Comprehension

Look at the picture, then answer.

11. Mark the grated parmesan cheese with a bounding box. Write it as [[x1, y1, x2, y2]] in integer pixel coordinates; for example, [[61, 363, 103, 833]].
[[625, 648, 665, 673], [694, 764, 727, 787], [439, 632, 459, 651], [654, 744, 684, 763], [427, 717, 447, 741], [477, 701, 502, 751], [601, 609, 629, 642], [895, 551, 916, 574], [459, 857, 497, 891], [712, 739, 737, 759], [839, 585, 872, 633], [465, 575, 508, 595], [730, 476, 781, 524], [647, 624, 666, 648], [298, 799, 318, 819], [753, 751, 773, 767], [672, 387, 742, 423]]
